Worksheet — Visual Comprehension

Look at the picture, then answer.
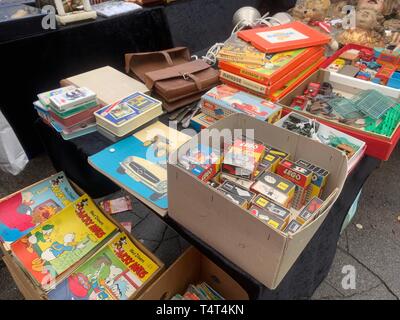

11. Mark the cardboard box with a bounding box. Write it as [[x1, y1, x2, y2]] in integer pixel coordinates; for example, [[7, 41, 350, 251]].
[[278, 69, 400, 161], [168, 114, 347, 289], [139, 246, 249, 300], [1, 177, 164, 300]]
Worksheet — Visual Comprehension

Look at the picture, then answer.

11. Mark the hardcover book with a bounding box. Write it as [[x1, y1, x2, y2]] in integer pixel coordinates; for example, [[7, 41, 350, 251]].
[[47, 232, 160, 300], [94, 92, 163, 137], [237, 21, 331, 54], [88, 121, 191, 216], [10, 195, 118, 289], [0, 172, 79, 245]]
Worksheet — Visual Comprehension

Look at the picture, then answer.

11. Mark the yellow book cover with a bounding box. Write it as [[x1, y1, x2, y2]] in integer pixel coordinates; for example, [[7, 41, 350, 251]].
[[10, 195, 117, 290], [47, 232, 160, 300]]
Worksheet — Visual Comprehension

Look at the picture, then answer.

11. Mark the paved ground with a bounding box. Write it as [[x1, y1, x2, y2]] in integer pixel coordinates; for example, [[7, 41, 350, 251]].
[[0, 146, 399, 300]]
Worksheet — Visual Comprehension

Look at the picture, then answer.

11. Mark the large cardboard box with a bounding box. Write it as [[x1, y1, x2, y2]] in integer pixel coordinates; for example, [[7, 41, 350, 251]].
[[168, 114, 347, 289], [1, 176, 164, 300], [278, 69, 400, 161], [139, 246, 249, 300]]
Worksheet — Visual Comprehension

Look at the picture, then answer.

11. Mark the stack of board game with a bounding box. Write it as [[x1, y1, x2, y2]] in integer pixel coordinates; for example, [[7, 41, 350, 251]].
[[34, 86, 99, 140], [218, 21, 329, 101], [94, 92, 163, 142], [1, 185, 162, 300]]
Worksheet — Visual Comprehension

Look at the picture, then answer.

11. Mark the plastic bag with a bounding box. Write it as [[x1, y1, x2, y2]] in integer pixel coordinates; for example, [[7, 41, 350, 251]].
[[0, 110, 29, 175]]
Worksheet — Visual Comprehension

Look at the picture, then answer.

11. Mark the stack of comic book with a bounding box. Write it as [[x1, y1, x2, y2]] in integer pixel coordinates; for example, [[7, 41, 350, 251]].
[[171, 282, 224, 300], [218, 21, 329, 101], [34, 86, 100, 140], [0, 175, 162, 300]]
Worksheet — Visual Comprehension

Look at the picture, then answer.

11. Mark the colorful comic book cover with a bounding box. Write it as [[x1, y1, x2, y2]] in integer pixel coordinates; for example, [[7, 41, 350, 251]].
[[95, 92, 161, 127], [0, 172, 79, 245], [48, 232, 160, 300], [88, 121, 191, 214], [10, 195, 118, 289]]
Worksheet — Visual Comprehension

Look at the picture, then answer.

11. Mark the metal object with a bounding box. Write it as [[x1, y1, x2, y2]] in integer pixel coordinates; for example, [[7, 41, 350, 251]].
[[232, 6, 261, 30]]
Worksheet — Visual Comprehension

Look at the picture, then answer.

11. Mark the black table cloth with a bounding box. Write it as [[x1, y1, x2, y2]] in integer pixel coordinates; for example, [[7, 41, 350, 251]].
[[34, 118, 380, 299], [1, 7, 173, 158]]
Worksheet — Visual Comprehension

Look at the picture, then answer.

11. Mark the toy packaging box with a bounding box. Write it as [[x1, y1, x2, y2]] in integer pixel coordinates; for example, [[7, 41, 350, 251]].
[[276, 159, 313, 210], [222, 137, 266, 179], [296, 159, 329, 201], [251, 172, 295, 208], [296, 197, 324, 225], [283, 219, 303, 235], [201, 84, 282, 122], [190, 113, 218, 132], [248, 205, 286, 231], [177, 144, 222, 183], [252, 194, 291, 225], [49, 87, 97, 112], [219, 181, 255, 205], [219, 173, 254, 191]]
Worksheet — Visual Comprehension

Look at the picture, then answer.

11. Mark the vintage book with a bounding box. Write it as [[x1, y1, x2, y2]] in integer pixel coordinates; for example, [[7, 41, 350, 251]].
[[217, 33, 266, 66], [37, 86, 76, 110], [200, 84, 282, 122], [47, 232, 160, 300], [49, 104, 100, 128], [49, 87, 97, 112], [61, 66, 149, 106], [237, 21, 331, 54], [60, 122, 98, 141], [88, 121, 191, 216], [94, 92, 163, 137], [219, 46, 324, 86], [10, 195, 118, 290], [100, 196, 133, 215], [0, 172, 79, 246]]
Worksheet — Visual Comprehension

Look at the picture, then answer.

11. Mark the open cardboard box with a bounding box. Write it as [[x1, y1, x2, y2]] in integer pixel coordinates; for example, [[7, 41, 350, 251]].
[[139, 246, 249, 300], [1, 174, 164, 300], [167, 114, 348, 289], [278, 69, 400, 161]]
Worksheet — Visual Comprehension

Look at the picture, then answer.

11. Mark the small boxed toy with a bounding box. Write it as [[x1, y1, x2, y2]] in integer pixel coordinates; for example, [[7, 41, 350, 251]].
[[177, 144, 222, 182], [252, 194, 291, 224], [283, 219, 303, 235], [260, 152, 281, 172], [217, 187, 248, 209], [200, 84, 282, 122], [50, 87, 97, 112], [251, 172, 295, 208], [190, 113, 218, 132], [220, 173, 254, 190], [266, 146, 290, 161], [296, 159, 329, 201], [254, 163, 271, 179], [296, 197, 324, 225], [222, 137, 266, 179], [219, 181, 255, 204], [276, 159, 313, 210], [248, 205, 286, 231]]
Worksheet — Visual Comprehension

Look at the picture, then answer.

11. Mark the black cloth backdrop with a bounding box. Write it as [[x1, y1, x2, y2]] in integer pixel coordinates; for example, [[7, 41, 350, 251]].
[[1, 8, 173, 158]]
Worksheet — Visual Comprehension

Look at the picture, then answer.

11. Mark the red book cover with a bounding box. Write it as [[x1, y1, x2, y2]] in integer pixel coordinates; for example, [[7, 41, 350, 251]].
[[219, 46, 323, 86], [238, 21, 331, 54]]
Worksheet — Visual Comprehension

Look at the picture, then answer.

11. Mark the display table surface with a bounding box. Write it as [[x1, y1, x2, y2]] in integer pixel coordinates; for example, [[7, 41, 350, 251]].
[[1, 7, 173, 158], [34, 118, 380, 299]]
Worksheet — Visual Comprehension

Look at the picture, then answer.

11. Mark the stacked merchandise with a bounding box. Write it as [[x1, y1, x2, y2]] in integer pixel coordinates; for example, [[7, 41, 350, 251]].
[[94, 92, 163, 142], [171, 282, 224, 300], [177, 137, 329, 235], [217, 21, 330, 102], [0, 173, 161, 300], [34, 86, 100, 140]]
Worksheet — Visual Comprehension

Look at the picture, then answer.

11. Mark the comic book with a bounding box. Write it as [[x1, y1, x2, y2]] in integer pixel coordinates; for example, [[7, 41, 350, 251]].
[[47, 232, 160, 300], [10, 195, 118, 290], [0, 172, 79, 245], [88, 121, 191, 216]]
